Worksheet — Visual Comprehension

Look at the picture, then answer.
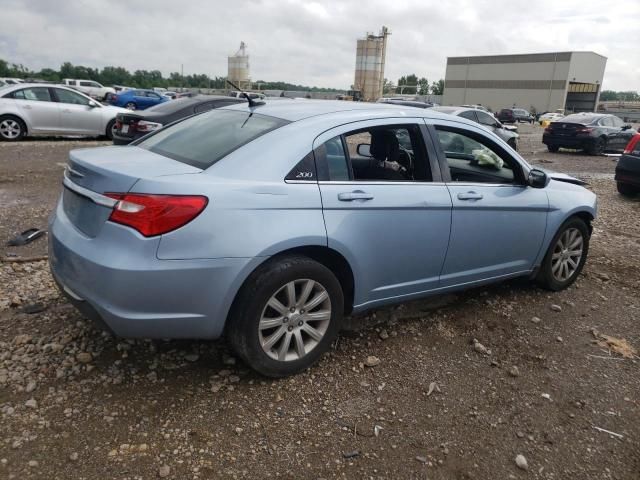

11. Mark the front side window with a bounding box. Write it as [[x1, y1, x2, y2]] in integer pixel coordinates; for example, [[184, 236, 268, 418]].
[[459, 110, 477, 122], [11, 87, 52, 102], [477, 111, 497, 126], [435, 128, 519, 184], [55, 88, 91, 105], [137, 109, 289, 169]]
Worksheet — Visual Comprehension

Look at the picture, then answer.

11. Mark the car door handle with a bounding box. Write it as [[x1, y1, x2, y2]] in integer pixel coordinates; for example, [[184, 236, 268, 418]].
[[22, 105, 32, 110], [457, 191, 483, 200], [62, 109, 72, 113], [338, 191, 374, 201]]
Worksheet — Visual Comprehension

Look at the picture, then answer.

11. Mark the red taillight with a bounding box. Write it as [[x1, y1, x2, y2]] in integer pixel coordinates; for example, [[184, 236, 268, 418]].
[[105, 194, 208, 237], [112, 95, 118, 103], [576, 127, 593, 134], [544, 126, 551, 133], [623, 134, 640, 154], [115, 119, 122, 129]]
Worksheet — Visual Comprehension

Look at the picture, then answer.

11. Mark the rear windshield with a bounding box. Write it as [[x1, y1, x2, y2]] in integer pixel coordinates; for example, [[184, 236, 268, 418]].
[[144, 97, 196, 113], [137, 109, 289, 169]]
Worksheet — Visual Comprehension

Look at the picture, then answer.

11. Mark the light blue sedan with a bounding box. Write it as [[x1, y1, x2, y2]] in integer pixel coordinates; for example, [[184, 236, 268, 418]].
[[49, 100, 597, 377]]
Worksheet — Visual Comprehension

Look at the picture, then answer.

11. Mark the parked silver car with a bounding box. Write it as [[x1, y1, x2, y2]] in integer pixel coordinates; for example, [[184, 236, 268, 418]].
[[50, 100, 596, 377], [432, 106, 519, 150], [0, 83, 128, 141]]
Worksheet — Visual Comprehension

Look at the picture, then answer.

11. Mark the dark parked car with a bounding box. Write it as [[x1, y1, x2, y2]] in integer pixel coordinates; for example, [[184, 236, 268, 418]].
[[497, 108, 534, 124], [615, 133, 640, 196], [112, 95, 245, 145], [542, 113, 636, 155]]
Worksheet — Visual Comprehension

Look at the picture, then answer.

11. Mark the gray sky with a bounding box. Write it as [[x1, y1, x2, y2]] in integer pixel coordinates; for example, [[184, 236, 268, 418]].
[[1, 0, 638, 90]]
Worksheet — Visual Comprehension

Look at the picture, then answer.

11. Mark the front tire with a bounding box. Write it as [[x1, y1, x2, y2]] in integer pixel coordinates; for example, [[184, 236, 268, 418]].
[[0, 115, 26, 142], [536, 217, 589, 291], [125, 102, 136, 110], [547, 145, 559, 153], [227, 255, 344, 377], [617, 182, 639, 197]]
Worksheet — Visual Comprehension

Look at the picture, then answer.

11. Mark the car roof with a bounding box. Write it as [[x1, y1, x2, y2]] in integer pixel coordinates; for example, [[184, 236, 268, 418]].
[[222, 99, 458, 123]]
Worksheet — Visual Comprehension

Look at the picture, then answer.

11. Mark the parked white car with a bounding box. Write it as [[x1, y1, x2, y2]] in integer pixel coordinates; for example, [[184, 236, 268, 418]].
[[228, 91, 265, 100], [0, 83, 129, 141], [0, 77, 24, 85], [539, 112, 565, 124], [63, 79, 115, 101]]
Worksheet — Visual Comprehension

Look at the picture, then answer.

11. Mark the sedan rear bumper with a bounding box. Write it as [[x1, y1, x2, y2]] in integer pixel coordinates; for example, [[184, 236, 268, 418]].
[[48, 199, 255, 339], [542, 135, 594, 149]]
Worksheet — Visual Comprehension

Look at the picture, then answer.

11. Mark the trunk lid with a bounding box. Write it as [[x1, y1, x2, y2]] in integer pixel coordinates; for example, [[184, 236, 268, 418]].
[[63, 146, 201, 237]]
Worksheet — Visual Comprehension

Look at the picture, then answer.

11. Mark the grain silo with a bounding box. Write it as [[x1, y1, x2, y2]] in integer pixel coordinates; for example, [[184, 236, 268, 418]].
[[354, 26, 390, 101], [228, 42, 250, 89]]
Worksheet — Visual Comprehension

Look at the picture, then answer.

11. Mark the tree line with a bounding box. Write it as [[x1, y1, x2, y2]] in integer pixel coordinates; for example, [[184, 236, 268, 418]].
[[384, 75, 445, 96], [600, 90, 640, 102], [0, 58, 341, 92]]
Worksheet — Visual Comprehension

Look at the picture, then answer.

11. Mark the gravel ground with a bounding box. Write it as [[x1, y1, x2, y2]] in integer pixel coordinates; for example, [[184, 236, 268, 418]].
[[1, 125, 639, 479]]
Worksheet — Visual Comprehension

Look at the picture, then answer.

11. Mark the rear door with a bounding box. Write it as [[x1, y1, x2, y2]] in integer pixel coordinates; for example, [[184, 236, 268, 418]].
[[609, 116, 635, 151], [10, 86, 61, 133], [315, 118, 452, 308], [430, 119, 548, 286], [53, 88, 103, 135]]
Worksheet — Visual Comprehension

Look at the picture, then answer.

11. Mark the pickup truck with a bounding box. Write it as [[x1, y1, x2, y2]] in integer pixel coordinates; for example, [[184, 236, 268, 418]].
[[63, 79, 115, 101]]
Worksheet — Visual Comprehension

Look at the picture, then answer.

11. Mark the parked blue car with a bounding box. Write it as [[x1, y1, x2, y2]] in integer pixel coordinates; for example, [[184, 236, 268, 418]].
[[108, 88, 168, 110], [49, 101, 597, 377]]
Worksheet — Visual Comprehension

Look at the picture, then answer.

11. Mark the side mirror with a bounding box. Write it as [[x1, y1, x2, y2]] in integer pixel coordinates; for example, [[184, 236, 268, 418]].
[[528, 168, 549, 189], [88, 100, 99, 108], [357, 143, 372, 157], [622, 124, 632, 130]]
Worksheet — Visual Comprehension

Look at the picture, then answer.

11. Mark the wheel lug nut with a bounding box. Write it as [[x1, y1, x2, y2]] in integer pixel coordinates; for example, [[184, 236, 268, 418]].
[[298, 321, 303, 327], [283, 317, 288, 323], [290, 307, 295, 313], [287, 326, 293, 332], [300, 309, 305, 314]]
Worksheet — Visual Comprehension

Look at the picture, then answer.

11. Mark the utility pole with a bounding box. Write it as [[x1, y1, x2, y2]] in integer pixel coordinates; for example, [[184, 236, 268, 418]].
[[181, 64, 184, 89]]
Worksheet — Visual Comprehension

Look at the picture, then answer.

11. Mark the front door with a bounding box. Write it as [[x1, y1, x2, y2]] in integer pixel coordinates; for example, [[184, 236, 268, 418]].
[[53, 88, 103, 135], [431, 122, 549, 287], [315, 119, 452, 309]]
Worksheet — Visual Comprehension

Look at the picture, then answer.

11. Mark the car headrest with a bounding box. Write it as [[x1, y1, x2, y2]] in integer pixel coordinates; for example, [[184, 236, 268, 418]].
[[370, 130, 400, 163]]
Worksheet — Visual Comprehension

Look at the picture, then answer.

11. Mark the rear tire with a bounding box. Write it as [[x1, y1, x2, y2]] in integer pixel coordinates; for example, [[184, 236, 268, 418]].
[[586, 137, 605, 155], [617, 182, 639, 197], [547, 145, 559, 153], [227, 255, 344, 377], [536, 217, 589, 291], [0, 115, 26, 142], [106, 119, 116, 140]]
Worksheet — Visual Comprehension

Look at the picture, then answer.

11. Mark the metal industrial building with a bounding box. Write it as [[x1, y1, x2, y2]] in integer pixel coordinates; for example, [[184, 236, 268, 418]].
[[442, 52, 607, 113]]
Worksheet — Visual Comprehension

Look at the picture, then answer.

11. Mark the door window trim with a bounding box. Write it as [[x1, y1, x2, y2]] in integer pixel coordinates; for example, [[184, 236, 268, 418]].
[[428, 122, 527, 186]]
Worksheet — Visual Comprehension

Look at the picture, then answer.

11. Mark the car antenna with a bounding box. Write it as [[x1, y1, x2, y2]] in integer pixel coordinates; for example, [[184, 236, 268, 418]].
[[226, 80, 264, 108]]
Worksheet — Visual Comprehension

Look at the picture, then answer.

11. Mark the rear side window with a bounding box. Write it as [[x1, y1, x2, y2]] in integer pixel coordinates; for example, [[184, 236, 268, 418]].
[[137, 110, 289, 169], [10, 87, 52, 102]]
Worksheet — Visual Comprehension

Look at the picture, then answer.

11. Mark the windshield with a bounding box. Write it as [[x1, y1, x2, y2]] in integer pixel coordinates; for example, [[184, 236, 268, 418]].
[[137, 109, 289, 169]]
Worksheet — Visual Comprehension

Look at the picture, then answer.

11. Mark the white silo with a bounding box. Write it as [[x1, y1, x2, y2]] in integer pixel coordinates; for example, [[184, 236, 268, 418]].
[[354, 26, 390, 101], [228, 42, 250, 89]]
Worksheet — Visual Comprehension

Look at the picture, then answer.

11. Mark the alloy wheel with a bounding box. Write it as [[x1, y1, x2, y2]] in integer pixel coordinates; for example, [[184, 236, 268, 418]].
[[551, 227, 584, 282], [259, 279, 332, 362], [0, 119, 21, 139]]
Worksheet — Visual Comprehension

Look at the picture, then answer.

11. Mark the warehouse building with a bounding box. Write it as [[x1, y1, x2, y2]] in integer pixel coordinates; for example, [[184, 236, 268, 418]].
[[442, 51, 607, 114]]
